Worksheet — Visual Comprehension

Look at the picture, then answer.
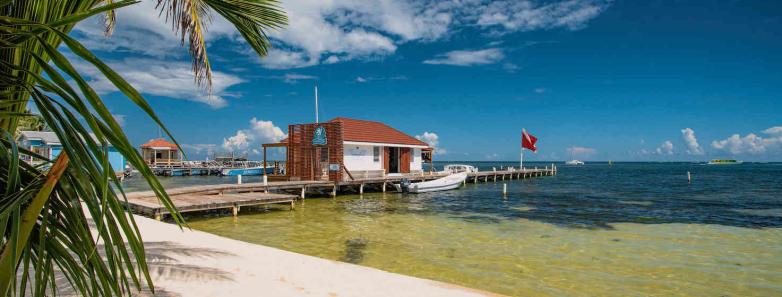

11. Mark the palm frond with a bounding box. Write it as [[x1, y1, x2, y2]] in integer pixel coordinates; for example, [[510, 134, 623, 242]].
[[1, 0, 288, 296]]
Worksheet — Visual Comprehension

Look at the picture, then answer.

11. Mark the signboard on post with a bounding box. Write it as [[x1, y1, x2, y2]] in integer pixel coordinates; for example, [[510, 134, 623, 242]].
[[312, 126, 327, 146]]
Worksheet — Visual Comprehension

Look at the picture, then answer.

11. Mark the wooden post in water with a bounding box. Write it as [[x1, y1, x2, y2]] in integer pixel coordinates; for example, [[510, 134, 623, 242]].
[[687, 171, 692, 183], [232, 205, 239, 217], [382, 182, 387, 193], [237, 174, 242, 185], [503, 183, 507, 196], [359, 183, 364, 194], [300, 186, 306, 199], [332, 184, 337, 197]]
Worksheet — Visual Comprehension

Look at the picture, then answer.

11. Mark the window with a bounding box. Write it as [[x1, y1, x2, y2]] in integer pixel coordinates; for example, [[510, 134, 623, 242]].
[[320, 147, 328, 162], [373, 147, 380, 162]]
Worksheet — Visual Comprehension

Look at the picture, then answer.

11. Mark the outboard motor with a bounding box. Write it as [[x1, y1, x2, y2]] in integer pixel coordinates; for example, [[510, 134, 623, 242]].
[[400, 178, 411, 193]]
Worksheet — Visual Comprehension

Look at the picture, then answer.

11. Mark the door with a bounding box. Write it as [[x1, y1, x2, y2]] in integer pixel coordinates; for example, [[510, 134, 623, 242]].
[[388, 147, 400, 173], [313, 146, 329, 181], [400, 148, 410, 173]]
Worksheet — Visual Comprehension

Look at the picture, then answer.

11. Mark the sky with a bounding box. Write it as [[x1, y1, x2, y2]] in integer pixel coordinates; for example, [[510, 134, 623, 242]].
[[67, 0, 782, 162]]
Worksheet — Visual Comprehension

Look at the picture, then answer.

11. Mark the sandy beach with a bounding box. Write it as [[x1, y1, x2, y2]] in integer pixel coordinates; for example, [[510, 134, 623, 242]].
[[132, 214, 501, 297]]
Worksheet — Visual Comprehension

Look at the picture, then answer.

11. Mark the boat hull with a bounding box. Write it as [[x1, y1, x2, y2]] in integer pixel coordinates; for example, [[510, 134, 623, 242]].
[[220, 167, 274, 176], [401, 172, 468, 193]]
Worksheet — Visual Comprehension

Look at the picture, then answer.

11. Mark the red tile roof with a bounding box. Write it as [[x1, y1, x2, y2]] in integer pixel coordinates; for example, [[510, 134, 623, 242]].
[[140, 138, 178, 149], [329, 117, 428, 147]]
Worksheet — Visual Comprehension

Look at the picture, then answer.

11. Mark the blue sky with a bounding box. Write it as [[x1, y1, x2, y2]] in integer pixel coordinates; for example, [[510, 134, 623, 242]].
[[69, 0, 782, 161]]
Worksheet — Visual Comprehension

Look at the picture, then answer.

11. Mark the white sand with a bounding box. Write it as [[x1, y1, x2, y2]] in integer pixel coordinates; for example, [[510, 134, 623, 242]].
[[135, 215, 502, 297]]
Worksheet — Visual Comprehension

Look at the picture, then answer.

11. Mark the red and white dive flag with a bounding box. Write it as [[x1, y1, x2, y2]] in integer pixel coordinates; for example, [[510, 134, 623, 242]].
[[522, 129, 538, 152]]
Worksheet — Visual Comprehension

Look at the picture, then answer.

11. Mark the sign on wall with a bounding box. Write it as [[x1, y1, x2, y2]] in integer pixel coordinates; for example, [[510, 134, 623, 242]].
[[329, 164, 340, 172], [312, 126, 327, 145]]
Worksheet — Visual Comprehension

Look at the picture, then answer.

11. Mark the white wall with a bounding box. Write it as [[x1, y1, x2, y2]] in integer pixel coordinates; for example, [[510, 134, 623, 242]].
[[411, 148, 422, 171], [343, 145, 425, 173], [343, 144, 383, 171]]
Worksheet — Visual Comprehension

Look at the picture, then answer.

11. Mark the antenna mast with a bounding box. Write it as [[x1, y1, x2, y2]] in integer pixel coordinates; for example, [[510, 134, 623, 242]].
[[314, 83, 319, 123]]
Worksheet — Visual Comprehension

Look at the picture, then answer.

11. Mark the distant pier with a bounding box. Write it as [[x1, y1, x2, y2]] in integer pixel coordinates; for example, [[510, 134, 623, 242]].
[[125, 166, 557, 220]]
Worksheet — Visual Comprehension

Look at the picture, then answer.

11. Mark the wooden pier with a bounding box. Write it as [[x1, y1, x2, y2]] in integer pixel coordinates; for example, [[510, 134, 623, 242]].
[[124, 166, 557, 219]]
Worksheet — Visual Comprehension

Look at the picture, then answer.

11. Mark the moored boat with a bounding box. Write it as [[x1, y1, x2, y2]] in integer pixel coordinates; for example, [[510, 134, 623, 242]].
[[394, 172, 468, 193], [565, 160, 585, 165], [708, 159, 743, 165], [220, 166, 274, 176], [443, 164, 478, 173]]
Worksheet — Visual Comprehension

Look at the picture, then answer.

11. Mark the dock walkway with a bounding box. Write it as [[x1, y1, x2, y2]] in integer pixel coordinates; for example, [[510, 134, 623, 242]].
[[125, 167, 556, 219]]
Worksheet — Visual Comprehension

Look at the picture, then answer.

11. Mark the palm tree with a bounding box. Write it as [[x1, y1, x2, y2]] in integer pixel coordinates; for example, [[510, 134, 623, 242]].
[[0, 0, 286, 296]]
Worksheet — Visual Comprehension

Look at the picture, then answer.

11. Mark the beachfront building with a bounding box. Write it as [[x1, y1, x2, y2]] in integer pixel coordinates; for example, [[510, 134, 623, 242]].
[[17, 131, 126, 175], [264, 117, 433, 182], [140, 138, 181, 167]]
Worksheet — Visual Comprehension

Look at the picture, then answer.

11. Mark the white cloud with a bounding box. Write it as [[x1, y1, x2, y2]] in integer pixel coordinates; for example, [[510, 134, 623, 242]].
[[222, 118, 287, 152], [502, 62, 520, 72], [274, 0, 609, 68], [72, 0, 610, 70], [763, 126, 782, 135], [73, 57, 243, 108], [182, 144, 217, 155], [415, 131, 446, 155], [257, 49, 318, 69], [475, 0, 611, 32], [354, 75, 407, 83], [112, 114, 126, 127], [711, 126, 782, 155], [423, 48, 504, 66], [265, 73, 318, 84], [680, 128, 704, 155], [566, 146, 596, 158], [655, 140, 674, 155], [72, 0, 239, 57]]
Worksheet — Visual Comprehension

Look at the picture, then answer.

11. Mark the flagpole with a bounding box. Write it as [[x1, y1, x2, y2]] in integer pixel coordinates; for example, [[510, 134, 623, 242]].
[[520, 129, 524, 170], [520, 148, 523, 170]]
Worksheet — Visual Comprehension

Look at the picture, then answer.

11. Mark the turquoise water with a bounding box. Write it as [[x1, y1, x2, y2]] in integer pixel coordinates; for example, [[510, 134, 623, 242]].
[[125, 162, 782, 296]]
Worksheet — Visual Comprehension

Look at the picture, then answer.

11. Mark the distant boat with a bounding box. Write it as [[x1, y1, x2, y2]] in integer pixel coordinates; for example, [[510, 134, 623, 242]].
[[394, 172, 468, 193], [443, 164, 478, 173], [707, 159, 743, 165], [220, 166, 274, 176], [565, 160, 585, 165]]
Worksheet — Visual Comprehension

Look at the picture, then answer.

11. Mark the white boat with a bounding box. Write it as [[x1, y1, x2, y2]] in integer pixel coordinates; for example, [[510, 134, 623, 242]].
[[565, 160, 584, 165], [394, 172, 468, 193], [707, 159, 743, 165], [442, 164, 478, 173], [220, 166, 274, 176]]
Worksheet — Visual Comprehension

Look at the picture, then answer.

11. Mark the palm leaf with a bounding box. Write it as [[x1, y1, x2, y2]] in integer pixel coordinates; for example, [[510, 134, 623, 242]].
[[0, 0, 287, 296]]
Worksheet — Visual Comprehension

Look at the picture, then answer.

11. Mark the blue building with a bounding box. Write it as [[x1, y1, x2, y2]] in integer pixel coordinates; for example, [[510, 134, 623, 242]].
[[18, 131, 127, 176]]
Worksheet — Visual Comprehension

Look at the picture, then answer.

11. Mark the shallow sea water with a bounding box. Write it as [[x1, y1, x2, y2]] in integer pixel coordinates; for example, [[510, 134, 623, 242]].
[[129, 162, 782, 296]]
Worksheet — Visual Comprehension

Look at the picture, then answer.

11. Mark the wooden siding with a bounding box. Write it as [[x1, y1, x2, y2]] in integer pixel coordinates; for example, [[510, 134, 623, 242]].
[[286, 122, 343, 181]]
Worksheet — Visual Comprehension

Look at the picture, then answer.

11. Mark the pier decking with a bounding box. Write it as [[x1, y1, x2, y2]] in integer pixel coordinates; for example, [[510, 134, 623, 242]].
[[125, 167, 556, 219]]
